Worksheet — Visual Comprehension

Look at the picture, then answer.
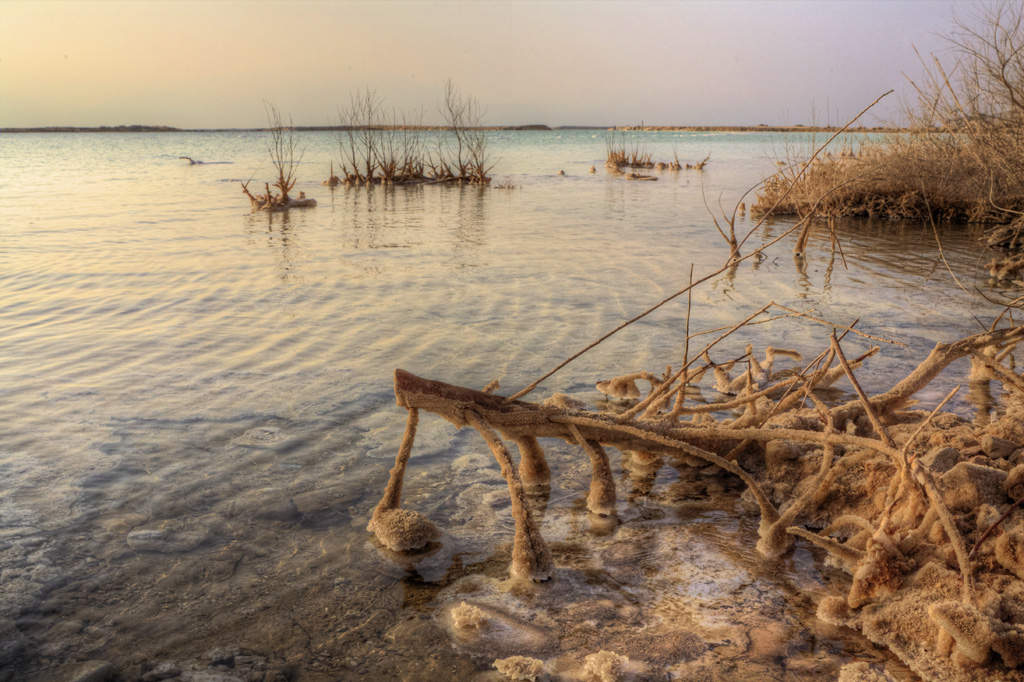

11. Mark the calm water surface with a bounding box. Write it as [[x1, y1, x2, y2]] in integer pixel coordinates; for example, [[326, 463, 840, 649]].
[[0, 131, 1016, 681]]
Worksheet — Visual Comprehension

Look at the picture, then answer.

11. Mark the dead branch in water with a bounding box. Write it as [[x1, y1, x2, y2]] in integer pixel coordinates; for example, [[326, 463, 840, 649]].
[[331, 81, 493, 187], [241, 103, 317, 211]]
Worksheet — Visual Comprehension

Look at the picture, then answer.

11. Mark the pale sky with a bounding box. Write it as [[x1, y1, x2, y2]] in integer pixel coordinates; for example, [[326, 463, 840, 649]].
[[0, 0, 967, 128]]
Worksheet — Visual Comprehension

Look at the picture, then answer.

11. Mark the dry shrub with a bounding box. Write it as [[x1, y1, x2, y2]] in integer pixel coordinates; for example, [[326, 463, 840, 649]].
[[605, 130, 690, 171], [754, 2, 1024, 234], [332, 80, 492, 187]]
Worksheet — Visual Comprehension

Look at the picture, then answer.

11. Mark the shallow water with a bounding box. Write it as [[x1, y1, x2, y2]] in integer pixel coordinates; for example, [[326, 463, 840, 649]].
[[0, 130, 1017, 680]]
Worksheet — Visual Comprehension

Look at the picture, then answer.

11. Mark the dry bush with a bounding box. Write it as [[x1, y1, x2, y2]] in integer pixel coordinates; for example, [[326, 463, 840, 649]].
[[605, 129, 654, 169], [435, 79, 493, 185], [335, 89, 429, 186], [332, 81, 492, 186], [605, 130, 703, 171], [754, 1, 1024, 235]]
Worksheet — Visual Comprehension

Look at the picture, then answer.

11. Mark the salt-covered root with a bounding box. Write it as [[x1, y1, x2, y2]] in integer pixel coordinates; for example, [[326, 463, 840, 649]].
[[785, 527, 865, 568], [583, 650, 629, 682], [451, 601, 488, 629], [366, 408, 442, 551], [514, 436, 551, 487], [569, 424, 617, 516], [493, 655, 544, 681], [466, 412, 554, 582]]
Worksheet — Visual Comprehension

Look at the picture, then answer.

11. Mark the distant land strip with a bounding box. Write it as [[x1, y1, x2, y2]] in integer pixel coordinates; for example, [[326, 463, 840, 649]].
[[2, 124, 907, 134]]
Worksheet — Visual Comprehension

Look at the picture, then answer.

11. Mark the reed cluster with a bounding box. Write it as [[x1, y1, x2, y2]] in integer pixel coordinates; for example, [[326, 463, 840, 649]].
[[603, 129, 705, 171]]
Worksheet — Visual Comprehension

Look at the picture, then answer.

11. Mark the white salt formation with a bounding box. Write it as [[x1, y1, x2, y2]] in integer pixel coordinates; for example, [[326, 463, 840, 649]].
[[451, 601, 488, 629], [996, 531, 1024, 580], [493, 655, 544, 681], [583, 650, 629, 682]]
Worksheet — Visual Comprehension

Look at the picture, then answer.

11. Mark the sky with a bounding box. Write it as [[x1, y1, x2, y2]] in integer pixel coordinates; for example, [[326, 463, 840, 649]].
[[0, 0, 971, 129]]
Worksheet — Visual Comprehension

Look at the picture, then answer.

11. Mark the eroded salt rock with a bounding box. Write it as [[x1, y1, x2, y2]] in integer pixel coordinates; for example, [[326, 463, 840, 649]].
[[143, 660, 182, 680], [584, 650, 628, 682], [58, 659, 113, 682], [982, 434, 1019, 459], [938, 462, 1008, 512], [96, 512, 149, 534], [976, 504, 1002, 536], [837, 661, 897, 682], [493, 655, 544, 681], [920, 446, 960, 474], [992, 625, 1024, 668], [1005, 463, 1024, 498], [928, 600, 995, 663], [596, 377, 640, 401], [817, 596, 858, 628], [996, 531, 1024, 580], [0, 618, 25, 668], [451, 601, 488, 629], [367, 508, 441, 552]]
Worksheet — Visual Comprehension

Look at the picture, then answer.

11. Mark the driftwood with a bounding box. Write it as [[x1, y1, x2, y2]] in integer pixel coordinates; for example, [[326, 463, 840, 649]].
[[367, 324, 1024, 679], [369, 326, 1024, 576], [241, 181, 317, 211]]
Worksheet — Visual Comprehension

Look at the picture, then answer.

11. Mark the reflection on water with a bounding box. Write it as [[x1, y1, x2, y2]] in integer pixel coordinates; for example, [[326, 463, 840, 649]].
[[0, 131, 1018, 681]]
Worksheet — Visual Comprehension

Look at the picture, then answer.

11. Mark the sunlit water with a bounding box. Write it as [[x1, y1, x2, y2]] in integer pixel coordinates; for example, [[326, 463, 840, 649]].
[[0, 131, 1017, 681]]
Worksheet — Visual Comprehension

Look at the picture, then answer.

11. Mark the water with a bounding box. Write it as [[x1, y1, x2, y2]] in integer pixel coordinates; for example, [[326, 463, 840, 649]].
[[0, 130, 1015, 681]]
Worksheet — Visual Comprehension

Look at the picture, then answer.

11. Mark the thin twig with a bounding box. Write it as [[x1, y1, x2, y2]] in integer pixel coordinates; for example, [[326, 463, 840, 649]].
[[774, 304, 904, 345], [831, 333, 896, 449]]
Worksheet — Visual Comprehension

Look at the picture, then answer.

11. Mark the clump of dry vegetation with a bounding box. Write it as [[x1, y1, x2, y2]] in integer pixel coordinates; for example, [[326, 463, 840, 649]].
[[753, 2, 1024, 281], [241, 103, 317, 211], [604, 130, 709, 172], [332, 80, 493, 187]]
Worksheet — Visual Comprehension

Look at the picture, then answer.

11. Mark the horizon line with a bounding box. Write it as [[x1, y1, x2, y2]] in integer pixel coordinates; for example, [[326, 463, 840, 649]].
[[2, 123, 905, 134]]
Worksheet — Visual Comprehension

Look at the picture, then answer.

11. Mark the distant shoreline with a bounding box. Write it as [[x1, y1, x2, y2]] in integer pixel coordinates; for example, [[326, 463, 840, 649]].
[[2, 124, 906, 134]]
